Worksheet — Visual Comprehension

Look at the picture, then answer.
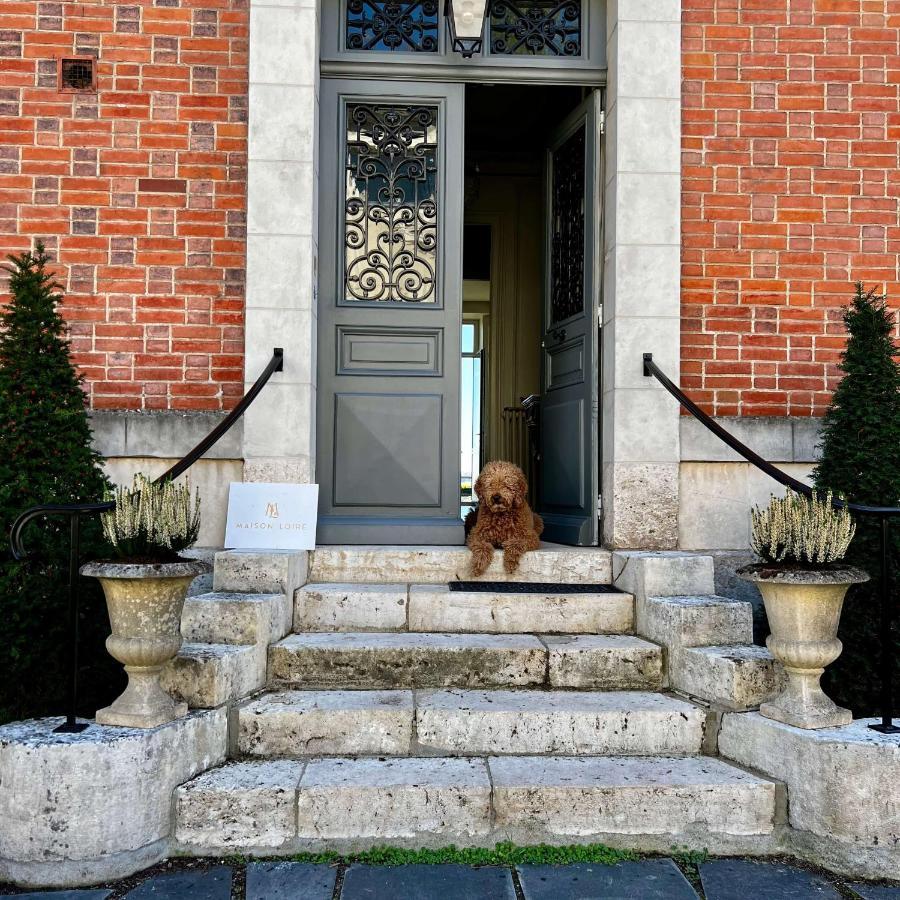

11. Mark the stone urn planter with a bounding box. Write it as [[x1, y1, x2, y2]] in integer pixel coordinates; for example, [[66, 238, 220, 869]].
[[738, 564, 869, 729], [81, 560, 207, 728]]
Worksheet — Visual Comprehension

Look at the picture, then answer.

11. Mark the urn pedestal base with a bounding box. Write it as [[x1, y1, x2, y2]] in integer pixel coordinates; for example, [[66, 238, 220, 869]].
[[96, 665, 188, 728], [759, 667, 852, 730]]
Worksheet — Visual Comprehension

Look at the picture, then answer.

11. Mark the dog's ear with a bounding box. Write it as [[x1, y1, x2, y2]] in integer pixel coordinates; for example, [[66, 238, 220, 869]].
[[474, 472, 484, 501], [513, 469, 528, 507]]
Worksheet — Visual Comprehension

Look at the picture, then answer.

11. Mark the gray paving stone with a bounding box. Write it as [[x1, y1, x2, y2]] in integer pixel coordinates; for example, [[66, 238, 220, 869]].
[[124, 866, 232, 899], [246, 861, 337, 899], [847, 885, 900, 900], [14, 893, 112, 900], [517, 860, 699, 899], [700, 860, 840, 899], [340, 864, 516, 899]]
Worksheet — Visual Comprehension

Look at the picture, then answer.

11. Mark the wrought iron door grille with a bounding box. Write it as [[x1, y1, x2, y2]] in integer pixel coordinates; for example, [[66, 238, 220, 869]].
[[489, 0, 582, 56], [550, 123, 586, 324], [344, 103, 439, 303], [346, 0, 440, 52]]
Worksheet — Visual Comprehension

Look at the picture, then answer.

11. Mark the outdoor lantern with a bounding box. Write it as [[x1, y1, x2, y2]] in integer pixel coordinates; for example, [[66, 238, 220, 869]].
[[445, 0, 489, 57]]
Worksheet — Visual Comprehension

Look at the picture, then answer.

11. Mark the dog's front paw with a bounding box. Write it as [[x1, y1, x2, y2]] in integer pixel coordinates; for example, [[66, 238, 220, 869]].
[[502, 542, 525, 574], [469, 543, 493, 577]]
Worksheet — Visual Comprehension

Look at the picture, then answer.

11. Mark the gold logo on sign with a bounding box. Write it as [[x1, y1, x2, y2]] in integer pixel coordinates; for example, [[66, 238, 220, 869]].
[[265, 502, 279, 519]]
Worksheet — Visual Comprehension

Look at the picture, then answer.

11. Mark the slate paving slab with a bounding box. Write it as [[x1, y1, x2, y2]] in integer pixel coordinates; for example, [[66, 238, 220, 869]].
[[245, 861, 337, 899], [517, 859, 700, 900], [700, 860, 840, 899], [14, 893, 112, 900], [123, 866, 232, 899], [340, 863, 517, 899], [846, 885, 900, 900]]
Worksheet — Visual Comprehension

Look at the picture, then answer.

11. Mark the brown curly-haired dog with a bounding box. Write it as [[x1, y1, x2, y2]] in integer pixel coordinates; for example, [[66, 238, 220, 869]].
[[467, 460, 543, 576]]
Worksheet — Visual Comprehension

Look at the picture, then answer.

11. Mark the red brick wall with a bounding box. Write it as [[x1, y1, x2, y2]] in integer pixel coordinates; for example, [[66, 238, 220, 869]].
[[682, 0, 900, 417], [0, 0, 248, 410]]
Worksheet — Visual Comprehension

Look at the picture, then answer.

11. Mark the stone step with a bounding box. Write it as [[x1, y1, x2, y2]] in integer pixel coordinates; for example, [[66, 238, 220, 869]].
[[489, 755, 777, 840], [308, 544, 612, 584], [293, 583, 634, 635], [239, 689, 415, 757], [414, 690, 705, 756], [236, 689, 705, 758], [407, 584, 633, 634], [267, 633, 663, 690], [182, 591, 291, 646], [163, 642, 265, 708], [294, 583, 408, 632], [174, 755, 777, 853], [672, 644, 786, 711], [268, 632, 546, 689], [643, 594, 753, 649], [543, 634, 663, 689]]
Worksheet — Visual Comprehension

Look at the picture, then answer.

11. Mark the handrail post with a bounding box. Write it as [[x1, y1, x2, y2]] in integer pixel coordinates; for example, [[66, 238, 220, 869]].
[[870, 518, 899, 734], [57, 513, 89, 734]]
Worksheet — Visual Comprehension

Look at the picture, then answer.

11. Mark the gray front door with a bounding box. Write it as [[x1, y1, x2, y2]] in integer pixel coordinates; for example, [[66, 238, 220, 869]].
[[538, 92, 601, 546], [317, 79, 465, 544]]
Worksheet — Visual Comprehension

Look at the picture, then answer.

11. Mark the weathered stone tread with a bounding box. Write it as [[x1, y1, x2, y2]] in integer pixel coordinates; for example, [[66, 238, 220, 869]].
[[308, 544, 612, 584], [294, 583, 407, 632], [408, 583, 633, 634], [268, 632, 546, 688], [239, 689, 414, 757], [415, 689, 705, 755]]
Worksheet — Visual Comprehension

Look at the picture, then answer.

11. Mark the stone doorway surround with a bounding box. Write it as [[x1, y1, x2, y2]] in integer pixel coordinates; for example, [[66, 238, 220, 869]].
[[242, 0, 683, 549]]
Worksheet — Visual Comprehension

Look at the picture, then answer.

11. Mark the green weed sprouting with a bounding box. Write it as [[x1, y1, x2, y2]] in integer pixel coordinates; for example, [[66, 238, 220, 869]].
[[102, 473, 201, 560], [750, 489, 855, 566]]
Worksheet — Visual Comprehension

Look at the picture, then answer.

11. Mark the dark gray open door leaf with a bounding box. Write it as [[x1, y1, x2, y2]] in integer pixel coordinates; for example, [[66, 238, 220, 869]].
[[317, 79, 465, 544], [538, 91, 601, 546]]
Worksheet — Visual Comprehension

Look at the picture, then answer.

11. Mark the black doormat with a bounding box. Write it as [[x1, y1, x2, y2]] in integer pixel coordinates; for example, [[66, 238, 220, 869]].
[[449, 581, 619, 594]]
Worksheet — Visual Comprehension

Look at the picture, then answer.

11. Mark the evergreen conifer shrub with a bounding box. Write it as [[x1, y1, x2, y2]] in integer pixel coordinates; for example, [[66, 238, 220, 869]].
[[813, 283, 900, 715], [0, 244, 122, 723]]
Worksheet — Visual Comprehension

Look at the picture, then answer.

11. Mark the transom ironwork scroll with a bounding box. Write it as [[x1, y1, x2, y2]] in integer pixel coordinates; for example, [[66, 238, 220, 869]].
[[346, 0, 440, 52], [550, 124, 585, 324], [344, 103, 439, 304], [490, 0, 581, 56]]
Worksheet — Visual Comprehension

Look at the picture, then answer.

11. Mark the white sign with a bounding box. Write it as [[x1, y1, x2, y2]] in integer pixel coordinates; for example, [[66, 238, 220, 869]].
[[224, 483, 319, 550]]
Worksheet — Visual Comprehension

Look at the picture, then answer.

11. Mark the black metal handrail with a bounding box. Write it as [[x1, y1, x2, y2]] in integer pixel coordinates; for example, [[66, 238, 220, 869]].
[[8, 348, 284, 733], [643, 352, 899, 735]]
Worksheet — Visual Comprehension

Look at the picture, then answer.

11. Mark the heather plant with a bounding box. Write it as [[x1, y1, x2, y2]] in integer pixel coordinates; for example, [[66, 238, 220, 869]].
[[813, 283, 900, 715], [0, 244, 121, 722], [102, 474, 201, 561], [750, 490, 855, 566]]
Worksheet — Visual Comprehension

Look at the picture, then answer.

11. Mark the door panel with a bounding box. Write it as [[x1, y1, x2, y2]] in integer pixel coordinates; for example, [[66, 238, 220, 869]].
[[317, 79, 465, 544], [538, 92, 601, 546]]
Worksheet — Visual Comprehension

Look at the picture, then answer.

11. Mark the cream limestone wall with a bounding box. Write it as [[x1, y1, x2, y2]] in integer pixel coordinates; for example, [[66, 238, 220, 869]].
[[678, 416, 822, 551]]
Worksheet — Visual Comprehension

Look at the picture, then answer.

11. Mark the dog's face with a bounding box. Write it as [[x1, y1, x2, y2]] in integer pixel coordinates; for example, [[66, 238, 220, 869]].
[[475, 461, 528, 513]]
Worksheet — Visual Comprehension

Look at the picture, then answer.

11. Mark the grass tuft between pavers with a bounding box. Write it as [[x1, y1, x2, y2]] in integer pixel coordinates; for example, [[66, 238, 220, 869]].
[[278, 841, 639, 867]]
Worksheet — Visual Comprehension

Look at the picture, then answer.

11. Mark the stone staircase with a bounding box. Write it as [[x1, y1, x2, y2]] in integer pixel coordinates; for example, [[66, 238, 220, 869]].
[[168, 546, 787, 856]]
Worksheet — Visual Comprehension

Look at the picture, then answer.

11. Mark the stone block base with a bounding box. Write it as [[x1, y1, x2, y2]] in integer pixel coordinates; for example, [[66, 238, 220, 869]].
[[719, 712, 900, 880], [0, 710, 227, 889]]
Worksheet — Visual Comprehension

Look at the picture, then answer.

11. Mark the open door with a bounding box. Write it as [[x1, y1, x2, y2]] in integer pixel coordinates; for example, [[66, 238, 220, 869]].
[[538, 92, 601, 546], [316, 79, 465, 544]]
